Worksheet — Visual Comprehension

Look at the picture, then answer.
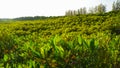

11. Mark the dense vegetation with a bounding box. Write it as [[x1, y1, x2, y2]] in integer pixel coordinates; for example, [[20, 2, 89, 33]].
[[0, 10, 120, 68]]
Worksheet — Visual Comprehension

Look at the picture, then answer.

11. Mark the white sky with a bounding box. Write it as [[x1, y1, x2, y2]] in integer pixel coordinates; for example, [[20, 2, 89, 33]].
[[0, 0, 116, 18]]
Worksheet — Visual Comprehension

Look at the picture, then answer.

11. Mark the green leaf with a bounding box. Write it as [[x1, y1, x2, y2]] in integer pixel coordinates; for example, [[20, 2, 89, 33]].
[[67, 41, 74, 49], [83, 39, 88, 47], [53, 35, 61, 47], [0, 63, 4, 67], [18, 64, 22, 68], [32, 50, 41, 57], [28, 60, 35, 68], [40, 48, 45, 58], [90, 39, 95, 52], [78, 36, 83, 45], [3, 54, 8, 62], [58, 46, 64, 58]]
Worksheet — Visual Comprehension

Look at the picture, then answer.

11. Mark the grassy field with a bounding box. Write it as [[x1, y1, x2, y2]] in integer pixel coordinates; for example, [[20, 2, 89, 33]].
[[0, 10, 120, 68]]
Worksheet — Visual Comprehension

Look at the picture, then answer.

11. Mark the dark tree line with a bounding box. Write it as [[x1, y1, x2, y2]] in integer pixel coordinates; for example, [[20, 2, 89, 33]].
[[13, 16, 62, 21], [13, 16, 49, 21]]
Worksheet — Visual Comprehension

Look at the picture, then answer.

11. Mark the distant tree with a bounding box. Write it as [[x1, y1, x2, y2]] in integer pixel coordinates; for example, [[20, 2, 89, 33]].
[[78, 7, 87, 14], [75, 10, 78, 15], [112, 2, 116, 11], [89, 7, 94, 14], [94, 6, 98, 13], [97, 4, 106, 13], [89, 3, 106, 14], [112, 0, 120, 11], [116, 0, 120, 10], [83, 7, 87, 14], [65, 7, 87, 16], [65, 10, 73, 16], [79, 8, 83, 14], [77, 9, 81, 15], [73, 10, 76, 15], [65, 3, 106, 16], [65, 11, 69, 16]]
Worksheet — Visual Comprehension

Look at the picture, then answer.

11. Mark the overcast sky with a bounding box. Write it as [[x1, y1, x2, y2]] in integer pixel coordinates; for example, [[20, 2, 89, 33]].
[[0, 0, 116, 18]]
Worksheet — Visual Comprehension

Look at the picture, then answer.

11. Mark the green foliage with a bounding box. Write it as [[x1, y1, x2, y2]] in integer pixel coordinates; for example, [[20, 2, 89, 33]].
[[0, 10, 120, 68]]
